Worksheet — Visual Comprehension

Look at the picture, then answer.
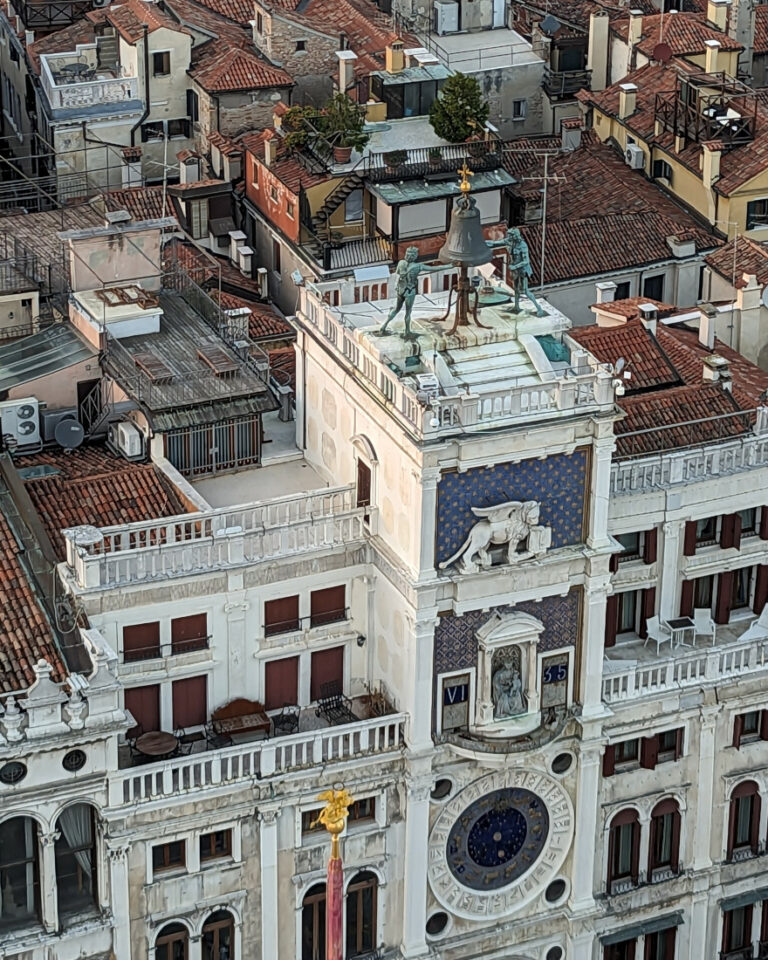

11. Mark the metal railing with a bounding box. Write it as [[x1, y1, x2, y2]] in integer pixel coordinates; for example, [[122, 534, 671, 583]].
[[123, 636, 210, 663], [542, 67, 591, 99], [364, 138, 502, 182]]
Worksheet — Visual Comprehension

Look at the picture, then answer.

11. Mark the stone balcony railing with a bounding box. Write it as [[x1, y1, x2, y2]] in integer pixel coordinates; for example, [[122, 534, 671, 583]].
[[602, 636, 768, 704], [63, 485, 368, 591], [110, 711, 406, 807]]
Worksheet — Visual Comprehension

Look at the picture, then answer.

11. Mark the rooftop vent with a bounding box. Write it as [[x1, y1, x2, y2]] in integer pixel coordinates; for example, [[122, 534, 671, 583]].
[[197, 344, 239, 377], [134, 351, 174, 384]]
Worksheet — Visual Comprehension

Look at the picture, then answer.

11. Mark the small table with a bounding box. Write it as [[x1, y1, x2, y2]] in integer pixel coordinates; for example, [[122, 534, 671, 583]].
[[136, 731, 179, 759], [213, 712, 271, 738], [666, 616, 695, 648]]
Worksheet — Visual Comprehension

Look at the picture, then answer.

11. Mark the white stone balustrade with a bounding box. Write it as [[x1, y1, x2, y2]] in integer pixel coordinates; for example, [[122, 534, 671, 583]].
[[111, 712, 407, 807], [63, 485, 368, 590], [602, 637, 768, 704]]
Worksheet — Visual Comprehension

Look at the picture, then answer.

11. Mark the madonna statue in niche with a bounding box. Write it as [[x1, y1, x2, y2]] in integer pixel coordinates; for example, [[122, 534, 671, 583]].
[[491, 648, 527, 719]]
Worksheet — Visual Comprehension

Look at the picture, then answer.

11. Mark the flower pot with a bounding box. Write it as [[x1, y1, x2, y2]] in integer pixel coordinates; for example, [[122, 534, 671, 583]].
[[333, 145, 353, 163]]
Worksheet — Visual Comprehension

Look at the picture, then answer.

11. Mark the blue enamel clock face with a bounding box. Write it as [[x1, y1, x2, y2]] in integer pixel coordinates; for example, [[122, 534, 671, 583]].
[[446, 787, 550, 890]]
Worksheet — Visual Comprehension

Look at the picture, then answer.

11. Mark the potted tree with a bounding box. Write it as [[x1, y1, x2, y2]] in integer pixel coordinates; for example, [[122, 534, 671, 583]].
[[428, 146, 443, 166], [322, 93, 370, 163], [428, 72, 490, 144], [282, 104, 316, 153], [383, 149, 408, 171]]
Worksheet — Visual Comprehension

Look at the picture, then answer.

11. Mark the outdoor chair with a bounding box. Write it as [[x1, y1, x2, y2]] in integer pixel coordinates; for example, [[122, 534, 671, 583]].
[[693, 608, 716, 646], [644, 615, 672, 655]]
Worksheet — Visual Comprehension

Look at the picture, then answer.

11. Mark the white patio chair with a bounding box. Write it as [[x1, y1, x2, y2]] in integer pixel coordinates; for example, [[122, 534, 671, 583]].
[[739, 606, 768, 643], [693, 608, 716, 646], [644, 615, 672, 655]]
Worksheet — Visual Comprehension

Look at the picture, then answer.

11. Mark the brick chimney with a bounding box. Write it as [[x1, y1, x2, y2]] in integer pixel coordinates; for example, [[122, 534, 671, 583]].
[[702, 140, 722, 189], [561, 116, 582, 151], [619, 83, 638, 119], [699, 302, 717, 350], [705, 38, 721, 73], [702, 353, 729, 382], [337, 49, 358, 93], [263, 130, 277, 168], [385, 38, 405, 74], [595, 280, 617, 303], [706, 0, 730, 31], [628, 9, 643, 47]]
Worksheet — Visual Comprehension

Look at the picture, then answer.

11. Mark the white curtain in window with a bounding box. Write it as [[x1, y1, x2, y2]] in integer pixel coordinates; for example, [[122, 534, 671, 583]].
[[58, 805, 93, 876]]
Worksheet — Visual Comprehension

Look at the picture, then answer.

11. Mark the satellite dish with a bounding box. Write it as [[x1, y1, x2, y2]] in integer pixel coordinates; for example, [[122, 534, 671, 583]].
[[55, 419, 85, 450], [652, 42, 672, 64], [540, 13, 561, 35], [615, 357, 626, 374]]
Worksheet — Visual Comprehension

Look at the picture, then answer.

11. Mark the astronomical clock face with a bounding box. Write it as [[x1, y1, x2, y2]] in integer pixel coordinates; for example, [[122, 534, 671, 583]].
[[428, 769, 573, 920]]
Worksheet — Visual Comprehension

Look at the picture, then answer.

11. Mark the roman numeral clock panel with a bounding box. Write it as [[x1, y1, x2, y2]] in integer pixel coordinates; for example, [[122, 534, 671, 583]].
[[428, 768, 574, 920]]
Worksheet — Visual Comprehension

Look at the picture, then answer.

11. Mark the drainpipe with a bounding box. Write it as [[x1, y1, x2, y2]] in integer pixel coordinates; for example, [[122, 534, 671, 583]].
[[130, 25, 151, 146]]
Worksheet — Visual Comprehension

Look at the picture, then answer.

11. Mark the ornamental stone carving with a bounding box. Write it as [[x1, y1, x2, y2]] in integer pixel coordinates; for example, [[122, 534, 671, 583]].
[[439, 500, 552, 575]]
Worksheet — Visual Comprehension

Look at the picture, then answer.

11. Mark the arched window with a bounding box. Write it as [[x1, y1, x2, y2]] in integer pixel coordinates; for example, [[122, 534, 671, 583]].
[[0, 817, 40, 931], [606, 809, 640, 894], [55, 803, 97, 919], [648, 799, 681, 879], [156, 923, 189, 960], [202, 909, 234, 960], [346, 871, 378, 958], [728, 780, 761, 860], [302, 883, 326, 960]]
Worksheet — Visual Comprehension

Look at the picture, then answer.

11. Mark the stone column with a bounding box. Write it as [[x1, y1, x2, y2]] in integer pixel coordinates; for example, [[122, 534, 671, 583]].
[[581, 578, 610, 716], [659, 520, 684, 622], [687, 888, 711, 960], [106, 838, 131, 958], [570, 741, 602, 914], [692, 707, 718, 871], [260, 807, 280, 960], [401, 778, 431, 959], [38, 828, 60, 933], [417, 469, 440, 579], [586, 433, 615, 550], [409, 618, 437, 752], [571, 930, 596, 960], [637, 812, 651, 885]]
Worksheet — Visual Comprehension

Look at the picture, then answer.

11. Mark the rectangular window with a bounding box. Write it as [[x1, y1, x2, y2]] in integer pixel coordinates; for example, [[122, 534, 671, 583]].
[[295, 39, 306, 51], [739, 710, 761, 744], [153, 51, 171, 76], [732, 566, 754, 610], [604, 941, 636, 960], [124, 684, 160, 737], [644, 928, 676, 960], [310, 646, 344, 702], [256, 11, 263, 31], [440, 673, 470, 732], [287, 200, 295, 219], [167, 118, 189, 139], [657, 728, 683, 762], [265, 595, 299, 636], [696, 516, 717, 544], [614, 281, 631, 300], [723, 905, 752, 951], [171, 613, 208, 654], [186, 88, 199, 122], [310, 585, 346, 627], [735, 794, 755, 847], [740, 508, 757, 536], [199, 829, 232, 862], [747, 198, 768, 230], [345, 189, 363, 222], [152, 840, 185, 873], [614, 739, 639, 767], [694, 575, 714, 609], [617, 591, 638, 634], [123, 621, 160, 662], [642, 273, 664, 301], [511, 98, 527, 119], [612, 822, 636, 878], [302, 796, 376, 835], [264, 655, 299, 711], [270, 184, 278, 202], [272, 239, 281, 275], [189, 199, 209, 240], [616, 532, 641, 559], [172, 675, 207, 729], [141, 121, 164, 142], [652, 158, 673, 183]]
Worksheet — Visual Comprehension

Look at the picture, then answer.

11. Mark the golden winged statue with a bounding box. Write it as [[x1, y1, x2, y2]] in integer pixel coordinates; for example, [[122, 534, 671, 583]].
[[312, 788, 354, 858]]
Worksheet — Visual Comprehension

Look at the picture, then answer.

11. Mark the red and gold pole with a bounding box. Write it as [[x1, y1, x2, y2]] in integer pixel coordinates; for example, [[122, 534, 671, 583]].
[[313, 788, 353, 960]]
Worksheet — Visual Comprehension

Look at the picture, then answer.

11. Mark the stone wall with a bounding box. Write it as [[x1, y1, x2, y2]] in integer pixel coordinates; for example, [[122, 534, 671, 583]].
[[476, 60, 546, 138], [253, 4, 336, 105], [196, 85, 290, 143]]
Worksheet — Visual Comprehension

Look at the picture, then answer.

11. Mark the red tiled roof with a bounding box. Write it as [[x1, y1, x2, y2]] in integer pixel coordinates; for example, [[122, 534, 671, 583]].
[[268, 345, 296, 390], [190, 44, 292, 91], [611, 12, 742, 58], [27, 11, 107, 72], [164, 237, 271, 299], [208, 131, 242, 156], [15, 446, 188, 560], [102, 185, 175, 221], [511, 0, 659, 36], [571, 318, 681, 391], [178, 0, 255, 25], [705, 235, 768, 286], [756, 5, 768, 56], [241, 129, 327, 192], [0, 508, 66, 694], [107, 0, 189, 43], [210, 288, 293, 339], [590, 296, 677, 319]]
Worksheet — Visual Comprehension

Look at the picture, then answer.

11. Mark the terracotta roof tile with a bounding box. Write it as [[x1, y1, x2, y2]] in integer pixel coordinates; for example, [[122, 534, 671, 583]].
[[210, 288, 293, 339], [705, 235, 768, 286], [571, 318, 682, 391], [15, 445, 188, 560], [107, 0, 189, 43], [190, 43, 292, 91], [0, 508, 66, 693], [756, 4, 768, 56], [102, 185, 175, 221], [268, 345, 296, 389], [590, 296, 677, 319], [241, 129, 327, 192], [611, 12, 742, 58]]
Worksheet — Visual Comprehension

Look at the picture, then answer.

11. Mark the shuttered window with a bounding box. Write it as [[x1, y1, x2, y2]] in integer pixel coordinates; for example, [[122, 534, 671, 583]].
[[124, 684, 160, 737], [171, 613, 208, 654], [172, 676, 207, 729], [648, 799, 680, 875], [310, 647, 344, 701], [715, 572, 734, 625], [265, 596, 300, 636], [310, 586, 346, 627], [123, 622, 160, 662], [607, 809, 640, 892], [356, 459, 371, 508], [264, 656, 299, 711]]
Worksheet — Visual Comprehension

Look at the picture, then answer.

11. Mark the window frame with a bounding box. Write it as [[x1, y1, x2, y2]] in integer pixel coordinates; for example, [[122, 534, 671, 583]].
[[301, 882, 326, 960], [152, 50, 171, 77], [747, 197, 768, 230], [199, 829, 232, 863], [264, 595, 300, 636], [607, 809, 640, 893], [152, 839, 186, 875], [346, 870, 378, 958], [202, 910, 234, 960], [309, 585, 347, 628], [0, 816, 41, 931]]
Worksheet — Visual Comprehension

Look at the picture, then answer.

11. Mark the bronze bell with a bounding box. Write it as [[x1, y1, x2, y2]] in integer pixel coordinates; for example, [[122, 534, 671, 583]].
[[439, 192, 492, 267]]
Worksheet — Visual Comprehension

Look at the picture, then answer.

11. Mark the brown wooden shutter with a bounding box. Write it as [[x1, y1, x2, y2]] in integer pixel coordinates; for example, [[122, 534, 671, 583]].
[[670, 808, 681, 872], [123, 622, 160, 661], [356, 459, 371, 508], [602, 745, 616, 777], [752, 795, 762, 853], [172, 675, 207, 728], [675, 727, 684, 760], [733, 713, 744, 749], [761, 507, 768, 540], [640, 735, 658, 770], [171, 613, 207, 653], [310, 646, 344, 701], [605, 595, 618, 648], [754, 565, 768, 614], [643, 528, 658, 564], [609, 551, 620, 574], [733, 512, 742, 550], [683, 520, 697, 556], [727, 798, 738, 860], [639, 587, 656, 639], [680, 580, 694, 618], [761, 711, 768, 741], [715, 572, 733, 625], [721, 514, 741, 549], [264, 595, 299, 635], [722, 905, 733, 951], [630, 819, 640, 884], [264, 656, 299, 711], [310, 586, 346, 627], [605, 824, 615, 895], [124, 684, 160, 736]]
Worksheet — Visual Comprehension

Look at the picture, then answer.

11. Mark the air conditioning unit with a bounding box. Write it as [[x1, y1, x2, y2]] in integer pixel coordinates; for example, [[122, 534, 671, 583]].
[[41, 407, 78, 443], [434, 0, 459, 35], [624, 143, 645, 170], [108, 421, 144, 461], [0, 397, 40, 450]]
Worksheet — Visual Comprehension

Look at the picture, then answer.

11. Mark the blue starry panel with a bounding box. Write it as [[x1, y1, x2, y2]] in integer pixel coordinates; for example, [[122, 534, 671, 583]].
[[434, 590, 581, 675], [435, 449, 589, 566]]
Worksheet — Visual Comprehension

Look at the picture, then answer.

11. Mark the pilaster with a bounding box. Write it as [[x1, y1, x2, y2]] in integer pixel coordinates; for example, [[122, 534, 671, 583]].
[[581, 579, 610, 715], [408, 617, 438, 751], [260, 806, 280, 960], [586, 435, 615, 550], [400, 778, 431, 958], [417, 469, 440, 579], [659, 519, 684, 621], [570, 743, 602, 913], [38, 828, 60, 934], [106, 837, 131, 959], [693, 707, 718, 871]]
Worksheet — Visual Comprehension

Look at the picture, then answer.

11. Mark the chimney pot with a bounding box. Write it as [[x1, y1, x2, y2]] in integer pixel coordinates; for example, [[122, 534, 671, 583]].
[[704, 38, 721, 73], [699, 302, 717, 350], [385, 38, 405, 74], [336, 49, 358, 93], [596, 280, 617, 303], [706, 0, 730, 32], [264, 135, 277, 168], [638, 302, 658, 335], [628, 9, 644, 46], [619, 83, 638, 120]]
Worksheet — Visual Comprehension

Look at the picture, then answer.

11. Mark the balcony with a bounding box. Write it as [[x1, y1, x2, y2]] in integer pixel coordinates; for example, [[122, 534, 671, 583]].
[[111, 710, 406, 806], [654, 73, 757, 148], [364, 139, 503, 183], [720, 950, 754, 960], [123, 636, 210, 663], [40, 49, 141, 120], [603, 622, 768, 704], [543, 67, 591, 100], [63, 485, 368, 591]]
